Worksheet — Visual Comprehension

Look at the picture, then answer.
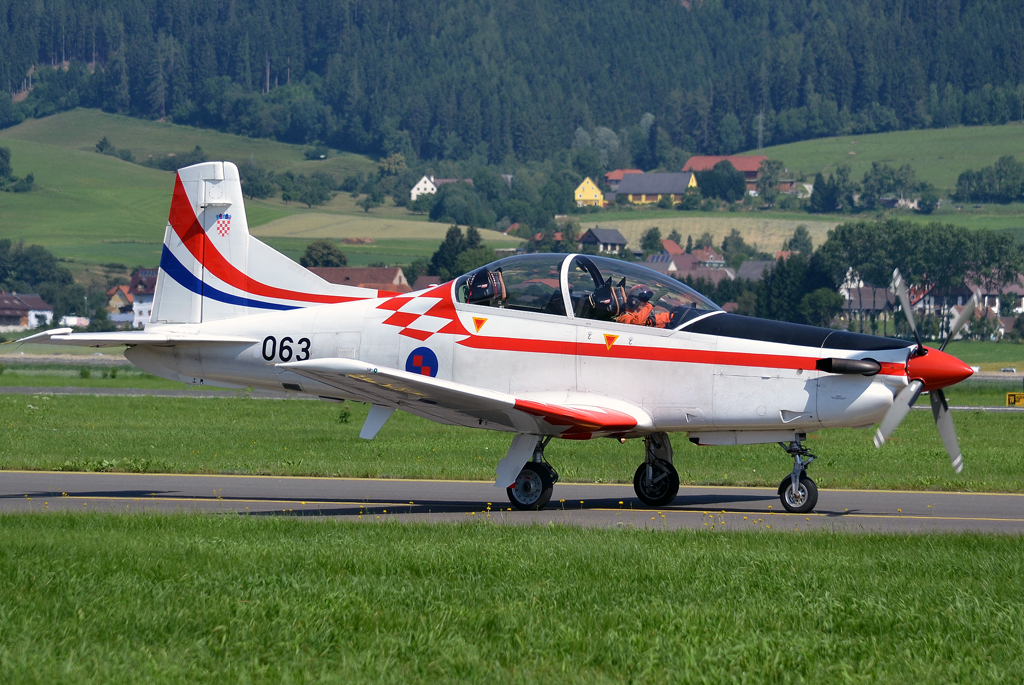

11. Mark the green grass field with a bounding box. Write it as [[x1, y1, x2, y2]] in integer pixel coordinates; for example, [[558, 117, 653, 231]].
[[0, 515, 1021, 683], [749, 123, 1024, 192], [0, 364, 187, 389], [581, 214, 838, 253], [0, 110, 519, 274], [0, 136, 296, 272], [945, 340, 1024, 368], [2, 109, 1020, 271], [1, 393, 1020, 492], [0, 108, 378, 181]]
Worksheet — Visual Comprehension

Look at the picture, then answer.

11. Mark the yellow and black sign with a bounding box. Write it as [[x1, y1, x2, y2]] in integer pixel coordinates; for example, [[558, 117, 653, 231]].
[[1007, 392, 1024, 407]]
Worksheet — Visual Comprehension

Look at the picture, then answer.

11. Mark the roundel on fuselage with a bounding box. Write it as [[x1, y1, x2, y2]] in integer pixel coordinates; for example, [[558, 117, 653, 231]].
[[406, 347, 439, 377]]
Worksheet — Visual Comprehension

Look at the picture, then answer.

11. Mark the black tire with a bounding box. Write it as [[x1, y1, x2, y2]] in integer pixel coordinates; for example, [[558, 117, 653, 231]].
[[778, 475, 818, 514], [633, 459, 680, 507], [507, 463, 554, 510]]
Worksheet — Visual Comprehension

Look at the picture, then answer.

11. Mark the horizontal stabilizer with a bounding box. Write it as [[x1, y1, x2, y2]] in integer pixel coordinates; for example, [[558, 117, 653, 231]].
[[279, 358, 649, 437], [19, 328, 258, 348]]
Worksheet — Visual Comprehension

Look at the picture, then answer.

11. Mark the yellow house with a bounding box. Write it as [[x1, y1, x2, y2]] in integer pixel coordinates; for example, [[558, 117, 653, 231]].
[[574, 177, 603, 207]]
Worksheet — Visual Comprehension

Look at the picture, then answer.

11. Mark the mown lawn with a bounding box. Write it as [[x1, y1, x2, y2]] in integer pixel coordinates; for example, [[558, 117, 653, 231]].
[[2, 394, 1020, 492], [0, 515, 1021, 684], [945, 340, 1024, 372]]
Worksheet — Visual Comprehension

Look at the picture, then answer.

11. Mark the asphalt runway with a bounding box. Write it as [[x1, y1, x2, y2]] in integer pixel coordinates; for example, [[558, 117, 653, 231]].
[[2, 470, 1022, 533]]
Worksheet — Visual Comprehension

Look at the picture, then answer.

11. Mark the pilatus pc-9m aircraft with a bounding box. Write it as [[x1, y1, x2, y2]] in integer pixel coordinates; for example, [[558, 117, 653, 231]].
[[26, 162, 977, 513]]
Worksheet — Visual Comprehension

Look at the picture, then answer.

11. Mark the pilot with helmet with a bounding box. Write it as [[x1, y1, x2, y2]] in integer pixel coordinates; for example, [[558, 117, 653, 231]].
[[616, 285, 672, 328]]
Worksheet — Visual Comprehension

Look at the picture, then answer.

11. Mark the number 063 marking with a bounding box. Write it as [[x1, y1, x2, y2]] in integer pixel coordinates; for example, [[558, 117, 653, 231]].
[[261, 335, 311, 362]]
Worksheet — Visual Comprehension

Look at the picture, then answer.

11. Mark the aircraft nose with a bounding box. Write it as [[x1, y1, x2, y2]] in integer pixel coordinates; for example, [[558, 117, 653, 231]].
[[906, 347, 974, 391]]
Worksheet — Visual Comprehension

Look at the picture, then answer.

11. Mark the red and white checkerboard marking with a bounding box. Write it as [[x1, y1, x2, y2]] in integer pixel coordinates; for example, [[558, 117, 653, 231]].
[[215, 217, 231, 237], [377, 290, 469, 341]]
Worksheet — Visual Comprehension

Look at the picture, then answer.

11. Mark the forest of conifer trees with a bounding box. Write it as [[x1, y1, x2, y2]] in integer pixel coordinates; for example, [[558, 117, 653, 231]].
[[2, 0, 1024, 165]]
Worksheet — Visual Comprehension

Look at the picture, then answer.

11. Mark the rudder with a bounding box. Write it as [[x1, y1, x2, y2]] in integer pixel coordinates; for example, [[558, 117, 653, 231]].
[[150, 161, 379, 325]]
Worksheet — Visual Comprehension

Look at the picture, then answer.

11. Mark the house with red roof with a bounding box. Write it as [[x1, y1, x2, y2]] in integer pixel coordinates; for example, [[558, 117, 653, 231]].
[[308, 267, 411, 294], [604, 169, 643, 191], [661, 239, 684, 255], [683, 155, 768, 192], [130, 269, 160, 329], [0, 293, 53, 329], [106, 284, 134, 312]]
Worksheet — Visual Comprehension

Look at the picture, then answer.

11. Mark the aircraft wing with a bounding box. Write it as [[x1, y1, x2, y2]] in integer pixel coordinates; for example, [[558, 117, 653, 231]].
[[17, 328, 259, 347], [279, 358, 648, 437]]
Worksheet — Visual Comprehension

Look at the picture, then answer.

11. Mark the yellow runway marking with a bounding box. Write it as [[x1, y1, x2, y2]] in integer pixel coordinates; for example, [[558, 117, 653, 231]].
[[27, 495, 409, 507], [24, 495, 1024, 523], [5, 470, 1024, 497]]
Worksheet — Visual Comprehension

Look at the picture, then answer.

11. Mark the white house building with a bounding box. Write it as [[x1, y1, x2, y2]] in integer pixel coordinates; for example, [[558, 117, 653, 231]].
[[410, 175, 438, 201], [130, 269, 159, 329]]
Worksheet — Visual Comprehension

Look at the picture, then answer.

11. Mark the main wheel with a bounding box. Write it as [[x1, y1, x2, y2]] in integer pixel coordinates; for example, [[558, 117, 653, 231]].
[[507, 463, 554, 510], [778, 475, 818, 513], [633, 459, 680, 507]]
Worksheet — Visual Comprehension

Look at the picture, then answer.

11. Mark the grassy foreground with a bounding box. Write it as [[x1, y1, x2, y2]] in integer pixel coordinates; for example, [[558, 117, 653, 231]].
[[0, 514, 1021, 683], [2, 393, 1022, 491]]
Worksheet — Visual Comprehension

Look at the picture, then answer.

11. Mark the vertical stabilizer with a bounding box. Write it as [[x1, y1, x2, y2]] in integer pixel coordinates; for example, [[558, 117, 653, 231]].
[[151, 161, 381, 325]]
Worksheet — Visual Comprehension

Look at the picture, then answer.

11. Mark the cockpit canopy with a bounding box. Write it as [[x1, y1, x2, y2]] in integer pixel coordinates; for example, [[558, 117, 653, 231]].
[[454, 253, 720, 329]]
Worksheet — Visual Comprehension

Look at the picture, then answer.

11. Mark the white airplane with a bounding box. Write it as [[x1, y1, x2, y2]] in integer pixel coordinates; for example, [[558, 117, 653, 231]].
[[25, 162, 977, 513]]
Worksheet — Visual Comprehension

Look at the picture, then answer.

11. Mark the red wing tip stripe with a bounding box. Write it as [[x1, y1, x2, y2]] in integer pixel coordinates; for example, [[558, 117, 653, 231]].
[[514, 399, 638, 431]]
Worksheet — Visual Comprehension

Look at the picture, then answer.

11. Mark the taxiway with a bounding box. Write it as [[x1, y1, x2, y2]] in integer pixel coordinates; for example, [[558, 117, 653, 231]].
[[2, 471, 1022, 532]]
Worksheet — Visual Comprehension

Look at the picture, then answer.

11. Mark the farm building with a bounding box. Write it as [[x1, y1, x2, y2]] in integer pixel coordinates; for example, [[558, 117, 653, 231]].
[[578, 228, 628, 254], [683, 155, 768, 192], [610, 172, 697, 205]]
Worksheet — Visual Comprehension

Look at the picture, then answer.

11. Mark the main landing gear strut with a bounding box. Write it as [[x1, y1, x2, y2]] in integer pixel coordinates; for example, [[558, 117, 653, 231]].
[[507, 437, 559, 510], [633, 432, 680, 507], [778, 438, 818, 514]]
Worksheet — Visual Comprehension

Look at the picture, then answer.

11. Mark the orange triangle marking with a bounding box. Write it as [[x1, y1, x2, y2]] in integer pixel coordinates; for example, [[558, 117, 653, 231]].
[[472, 317, 488, 333], [604, 334, 619, 350]]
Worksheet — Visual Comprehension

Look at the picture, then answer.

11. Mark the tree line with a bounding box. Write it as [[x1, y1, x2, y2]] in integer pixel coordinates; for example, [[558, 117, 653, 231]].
[[2, 0, 1024, 167], [684, 218, 1024, 337]]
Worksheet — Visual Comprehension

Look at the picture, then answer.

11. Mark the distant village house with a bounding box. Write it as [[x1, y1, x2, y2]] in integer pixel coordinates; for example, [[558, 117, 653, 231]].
[[410, 176, 437, 201], [106, 284, 135, 327], [574, 178, 603, 207], [409, 175, 475, 201], [309, 266, 411, 294], [0, 292, 53, 330], [683, 155, 767, 192], [578, 227, 627, 254], [131, 269, 160, 329], [604, 169, 643, 191], [608, 172, 697, 205]]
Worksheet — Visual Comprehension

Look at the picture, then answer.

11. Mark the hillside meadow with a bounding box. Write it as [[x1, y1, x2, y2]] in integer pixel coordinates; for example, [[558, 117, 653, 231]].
[[0, 110, 518, 274], [750, 123, 1024, 192], [0, 109, 1021, 274]]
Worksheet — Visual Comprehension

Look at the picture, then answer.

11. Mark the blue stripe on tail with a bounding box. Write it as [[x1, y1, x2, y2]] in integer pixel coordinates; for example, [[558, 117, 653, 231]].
[[159, 246, 298, 312]]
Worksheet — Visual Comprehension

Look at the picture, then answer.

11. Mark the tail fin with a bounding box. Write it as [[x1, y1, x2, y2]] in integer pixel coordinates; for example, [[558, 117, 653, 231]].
[[151, 161, 381, 325]]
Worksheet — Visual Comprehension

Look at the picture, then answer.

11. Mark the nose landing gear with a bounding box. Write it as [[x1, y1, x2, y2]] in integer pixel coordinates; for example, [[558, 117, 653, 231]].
[[507, 437, 559, 510], [777, 439, 818, 513], [633, 433, 680, 507]]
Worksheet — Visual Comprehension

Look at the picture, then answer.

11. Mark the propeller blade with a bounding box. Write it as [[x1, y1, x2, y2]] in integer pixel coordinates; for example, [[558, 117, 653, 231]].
[[874, 379, 924, 448], [940, 291, 981, 352], [930, 388, 964, 473], [892, 269, 923, 349]]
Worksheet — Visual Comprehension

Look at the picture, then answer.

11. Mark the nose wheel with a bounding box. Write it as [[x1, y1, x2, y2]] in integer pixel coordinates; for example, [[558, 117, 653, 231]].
[[633, 433, 680, 507], [777, 439, 818, 513]]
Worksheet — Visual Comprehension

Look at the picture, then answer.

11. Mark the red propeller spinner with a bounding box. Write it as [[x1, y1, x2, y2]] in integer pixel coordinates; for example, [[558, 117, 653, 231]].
[[905, 347, 974, 391]]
